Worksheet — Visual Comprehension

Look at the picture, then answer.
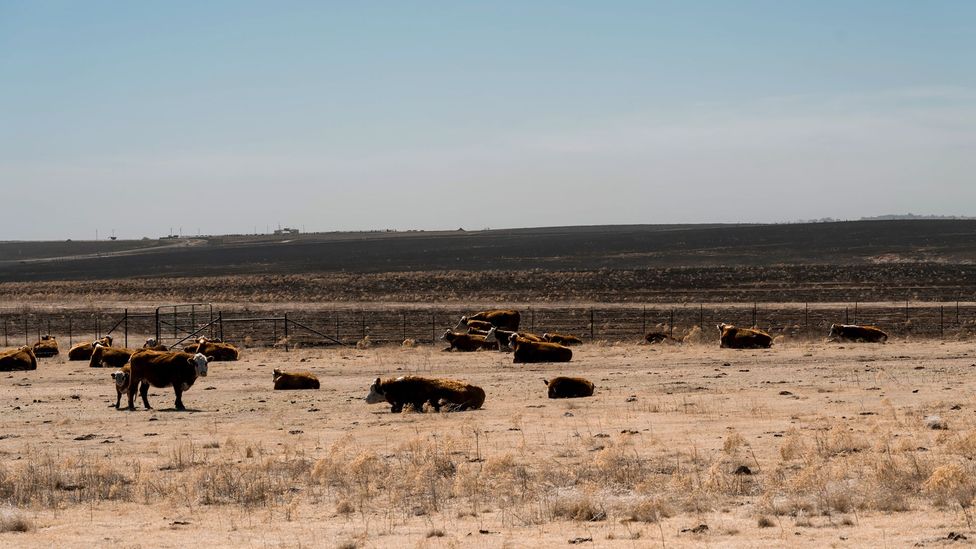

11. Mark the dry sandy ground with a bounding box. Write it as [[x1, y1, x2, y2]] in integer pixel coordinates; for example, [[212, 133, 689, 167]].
[[1, 338, 975, 548]]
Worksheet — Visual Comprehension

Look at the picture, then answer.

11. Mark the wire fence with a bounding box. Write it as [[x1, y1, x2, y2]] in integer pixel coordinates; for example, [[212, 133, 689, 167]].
[[2, 301, 975, 351]]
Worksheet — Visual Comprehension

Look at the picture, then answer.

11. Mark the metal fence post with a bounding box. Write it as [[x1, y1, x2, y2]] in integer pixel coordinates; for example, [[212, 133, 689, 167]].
[[669, 308, 674, 339], [699, 304, 704, 332], [590, 309, 595, 340], [401, 312, 406, 342], [336, 312, 340, 344], [3, 317, 7, 347], [24, 316, 28, 345], [941, 305, 945, 340], [218, 312, 224, 341], [284, 313, 289, 352], [68, 316, 72, 346], [155, 308, 160, 345], [361, 311, 366, 341], [854, 301, 858, 325], [845, 306, 849, 324], [804, 303, 809, 333], [431, 311, 436, 343], [124, 308, 128, 348], [752, 303, 757, 327]]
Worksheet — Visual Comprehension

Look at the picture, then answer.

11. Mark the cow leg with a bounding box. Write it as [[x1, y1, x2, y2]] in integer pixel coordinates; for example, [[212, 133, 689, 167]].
[[173, 386, 185, 411], [127, 381, 138, 411], [115, 390, 122, 409], [390, 402, 403, 413], [428, 398, 441, 412], [412, 400, 426, 412], [139, 382, 152, 409]]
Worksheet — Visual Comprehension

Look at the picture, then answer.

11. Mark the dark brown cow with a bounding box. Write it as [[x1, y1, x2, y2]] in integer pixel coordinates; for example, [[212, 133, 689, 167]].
[[0, 346, 37, 371], [455, 318, 494, 332], [484, 327, 543, 351], [89, 344, 135, 368], [544, 376, 595, 398], [542, 332, 583, 346], [32, 336, 60, 358], [644, 331, 677, 344], [827, 324, 888, 343], [273, 368, 320, 390], [126, 350, 211, 411], [459, 309, 521, 331], [509, 334, 573, 363], [365, 376, 485, 413], [191, 339, 239, 361], [718, 323, 772, 349], [441, 330, 497, 352], [67, 336, 113, 361], [143, 338, 169, 351]]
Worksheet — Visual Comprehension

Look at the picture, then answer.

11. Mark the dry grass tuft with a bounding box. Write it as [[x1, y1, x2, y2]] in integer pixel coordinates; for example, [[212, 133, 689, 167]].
[[0, 507, 33, 533]]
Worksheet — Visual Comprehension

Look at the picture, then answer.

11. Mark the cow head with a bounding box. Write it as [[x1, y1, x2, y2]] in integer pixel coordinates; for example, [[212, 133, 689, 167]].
[[188, 353, 210, 377], [145, 337, 157, 348], [365, 377, 386, 404], [508, 333, 520, 347], [272, 367, 282, 381], [717, 323, 734, 334], [111, 369, 129, 389], [484, 326, 497, 341], [454, 316, 470, 330], [441, 329, 454, 341], [101, 335, 113, 346], [827, 324, 840, 339]]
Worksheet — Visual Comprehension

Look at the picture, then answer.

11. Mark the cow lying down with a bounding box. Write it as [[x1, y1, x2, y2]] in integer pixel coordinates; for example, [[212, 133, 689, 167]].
[[544, 376, 595, 398], [33, 335, 59, 358], [828, 324, 888, 343], [273, 368, 320, 390], [0, 346, 37, 371], [717, 323, 772, 349], [365, 376, 485, 413]]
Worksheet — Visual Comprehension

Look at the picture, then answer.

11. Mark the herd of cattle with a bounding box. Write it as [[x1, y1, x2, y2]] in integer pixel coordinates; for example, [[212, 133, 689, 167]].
[[0, 307, 890, 413]]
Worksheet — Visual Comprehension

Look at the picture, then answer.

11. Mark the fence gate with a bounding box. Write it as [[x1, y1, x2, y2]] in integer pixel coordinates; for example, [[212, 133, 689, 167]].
[[155, 303, 215, 349]]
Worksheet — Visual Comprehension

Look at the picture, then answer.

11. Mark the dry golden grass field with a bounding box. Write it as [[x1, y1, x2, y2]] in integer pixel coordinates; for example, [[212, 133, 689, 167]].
[[2, 335, 976, 548]]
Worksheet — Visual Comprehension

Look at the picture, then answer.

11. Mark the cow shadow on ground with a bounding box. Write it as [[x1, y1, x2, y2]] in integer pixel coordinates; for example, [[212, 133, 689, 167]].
[[155, 408, 204, 413]]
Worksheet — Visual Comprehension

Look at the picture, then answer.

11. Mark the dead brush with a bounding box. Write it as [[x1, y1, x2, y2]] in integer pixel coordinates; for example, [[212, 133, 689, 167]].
[[0, 506, 33, 533], [0, 451, 133, 508]]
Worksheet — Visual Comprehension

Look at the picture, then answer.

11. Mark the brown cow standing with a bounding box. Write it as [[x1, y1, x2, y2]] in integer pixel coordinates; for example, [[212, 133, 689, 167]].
[[717, 323, 773, 349], [111, 365, 148, 410], [0, 346, 37, 371], [126, 350, 211, 411]]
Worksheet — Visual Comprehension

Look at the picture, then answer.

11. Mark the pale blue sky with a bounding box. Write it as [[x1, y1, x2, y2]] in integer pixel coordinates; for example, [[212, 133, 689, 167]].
[[2, 1, 974, 240]]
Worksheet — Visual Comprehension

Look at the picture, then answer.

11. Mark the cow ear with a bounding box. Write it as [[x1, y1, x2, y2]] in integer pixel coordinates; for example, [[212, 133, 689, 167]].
[[187, 357, 195, 366], [542, 379, 549, 386], [373, 377, 381, 386], [207, 355, 214, 363]]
